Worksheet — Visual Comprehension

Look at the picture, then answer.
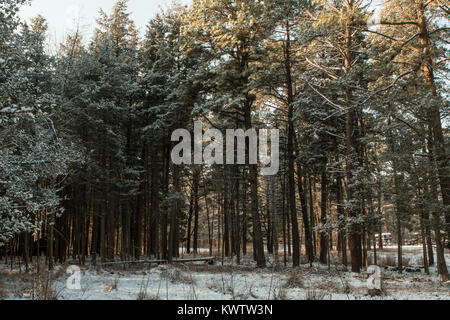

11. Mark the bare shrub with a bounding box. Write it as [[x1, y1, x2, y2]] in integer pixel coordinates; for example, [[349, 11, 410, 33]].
[[379, 255, 410, 268], [305, 287, 327, 300], [402, 257, 410, 267], [315, 282, 331, 291], [379, 255, 396, 267], [283, 272, 304, 289], [300, 255, 310, 265], [222, 274, 236, 298], [136, 290, 147, 300], [271, 284, 287, 300], [335, 272, 352, 295], [137, 276, 159, 300], [53, 266, 66, 279], [31, 270, 60, 300], [159, 267, 196, 285], [418, 255, 425, 266], [206, 280, 222, 293], [137, 293, 160, 300], [0, 277, 6, 299], [248, 284, 259, 299], [106, 275, 120, 291], [368, 288, 384, 297], [366, 254, 374, 266], [207, 274, 236, 298], [233, 277, 253, 300]]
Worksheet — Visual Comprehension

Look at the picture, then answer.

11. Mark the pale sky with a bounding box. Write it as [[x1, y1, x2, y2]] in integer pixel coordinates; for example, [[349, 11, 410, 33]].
[[18, 0, 191, 47], [18, 0, 382, 50]]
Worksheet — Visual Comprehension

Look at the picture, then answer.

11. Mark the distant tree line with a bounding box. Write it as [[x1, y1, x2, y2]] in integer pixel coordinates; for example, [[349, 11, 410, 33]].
[[0, 0, 448, 281]]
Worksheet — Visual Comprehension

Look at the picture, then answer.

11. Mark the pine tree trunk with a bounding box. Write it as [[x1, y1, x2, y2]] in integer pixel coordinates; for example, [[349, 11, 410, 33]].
[[294, 135, 314, 265], [244, 97, 265, 267], [342, 1, 363, 273], [186, 189, 194, 254], [336, 174, 348, 267], [48, 212, 54, 270], [427, 131, 449, 281], [161, 144, 170, 260], [168, 165, 180, 263], [284, 21, 300, 267], [319, 170, 328, 264], [193, 169, 200, 254], [416, 3, 450, 244]]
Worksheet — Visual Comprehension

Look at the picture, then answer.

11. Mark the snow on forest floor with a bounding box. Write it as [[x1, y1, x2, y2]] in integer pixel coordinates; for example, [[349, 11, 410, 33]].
[[1, 246, 449, 300]]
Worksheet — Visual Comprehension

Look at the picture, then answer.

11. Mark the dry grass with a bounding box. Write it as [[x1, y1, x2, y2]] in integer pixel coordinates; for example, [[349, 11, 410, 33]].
[[30, 269, 60, 300], [402, 257, 411, 267], [300, 255, 311, 265], [207, 279, 232, 296], [182, 264, 254, 274], [106, 275, 120, 292], [159, 267, 196, 286], [271, 284, 288, 300], [0, 270, 32, 299], [305, 287, 327, 300], [0, 277, 6, 299], [283, 272, 304, 289], [207, 273, 264, 300], [417, 256, 426, 266], [136, 276, 161, 300], [378, 255, 410, 268], [207, 273, 241, 299], [379, 255, 396, 267], [378, 248, 421, 254]]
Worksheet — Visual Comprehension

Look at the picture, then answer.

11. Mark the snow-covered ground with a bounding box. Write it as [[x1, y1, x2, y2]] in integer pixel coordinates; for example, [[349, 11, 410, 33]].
[[1, 247, 449, 300]]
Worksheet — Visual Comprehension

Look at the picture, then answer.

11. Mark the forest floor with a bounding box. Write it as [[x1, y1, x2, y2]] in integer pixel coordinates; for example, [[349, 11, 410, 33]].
[[1, 246, 449, 300]]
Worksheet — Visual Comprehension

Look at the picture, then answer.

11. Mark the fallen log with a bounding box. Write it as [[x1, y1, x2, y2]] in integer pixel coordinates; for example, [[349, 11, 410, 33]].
[[102, 259, 168, 266], [173, 257, 215, 264], [101, 257, 215, 267]]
